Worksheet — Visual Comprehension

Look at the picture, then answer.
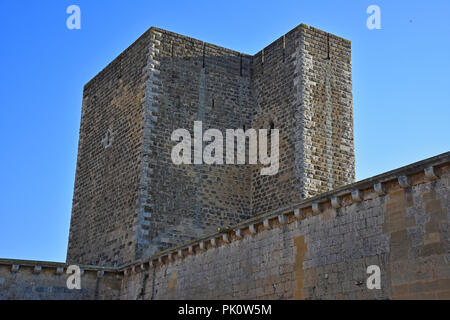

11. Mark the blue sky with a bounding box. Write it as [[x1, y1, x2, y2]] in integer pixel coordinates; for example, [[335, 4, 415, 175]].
[[0, 0, 449, 262]]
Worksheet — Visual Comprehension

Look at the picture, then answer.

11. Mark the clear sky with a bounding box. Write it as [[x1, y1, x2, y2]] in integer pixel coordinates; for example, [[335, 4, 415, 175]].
[[0, 0, 449, 262]]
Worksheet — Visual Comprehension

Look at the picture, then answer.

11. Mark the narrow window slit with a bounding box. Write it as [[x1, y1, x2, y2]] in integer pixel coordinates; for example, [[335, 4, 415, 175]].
[[202, 42, 206, 68]]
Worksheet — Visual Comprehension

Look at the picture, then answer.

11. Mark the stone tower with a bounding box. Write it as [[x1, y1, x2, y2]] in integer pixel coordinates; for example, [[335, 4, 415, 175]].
[[67, 23, 355, 267]]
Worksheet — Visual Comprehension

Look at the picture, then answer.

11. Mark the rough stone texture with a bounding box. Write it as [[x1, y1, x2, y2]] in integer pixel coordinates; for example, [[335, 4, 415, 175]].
[[119, 155, 449, 300], [67, 30, 152, 267], [250, 25, 354, 215], [0, 260, 120, 300], [67, 23, 355, 266], [1, 153, 449, 299]]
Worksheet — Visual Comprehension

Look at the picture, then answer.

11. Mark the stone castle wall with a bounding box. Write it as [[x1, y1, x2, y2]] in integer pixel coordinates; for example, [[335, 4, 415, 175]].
[[1, 152, 449, 299], [66, 30, 153, 267], [298, 26, 354, 196], [119, 153, 449, 300], [0, 260, 120, 300], [249, 25, 354, 215], [139, 28, 256, 258], [67, 24, 356, 266]]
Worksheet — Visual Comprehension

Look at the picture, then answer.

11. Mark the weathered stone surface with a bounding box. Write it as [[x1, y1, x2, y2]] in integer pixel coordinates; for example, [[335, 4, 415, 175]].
[[0, 261, 119, 300], [67, 23, 355, 266], [1, 153, 449, 300]]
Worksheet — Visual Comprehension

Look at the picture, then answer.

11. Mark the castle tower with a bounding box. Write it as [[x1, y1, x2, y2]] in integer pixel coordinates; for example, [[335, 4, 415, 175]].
[[67, 24, 354, 267]]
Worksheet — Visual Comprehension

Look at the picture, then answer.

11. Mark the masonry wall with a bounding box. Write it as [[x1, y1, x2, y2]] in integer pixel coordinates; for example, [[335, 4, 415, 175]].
[[2, 153, 449, 300], [299, 26, 354, 197], [67, 29, 152, 267], [0, 261, 120, 300], [120, 154, 449, 300], [141, 24, 355, 259], [67, 24, 356, 267], [139, 28, 256, 258]]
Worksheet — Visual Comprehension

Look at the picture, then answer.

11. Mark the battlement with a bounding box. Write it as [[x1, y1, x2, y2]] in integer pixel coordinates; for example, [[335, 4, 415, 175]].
[[121, 151, 449, 270], [2, 151, 448, 299]]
